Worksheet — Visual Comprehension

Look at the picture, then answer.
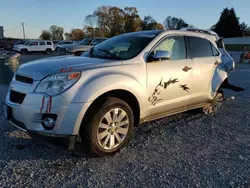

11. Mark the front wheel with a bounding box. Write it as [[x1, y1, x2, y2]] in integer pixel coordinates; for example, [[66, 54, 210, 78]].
[[20, 49, 28, 55], [81, 97, 134, 156]]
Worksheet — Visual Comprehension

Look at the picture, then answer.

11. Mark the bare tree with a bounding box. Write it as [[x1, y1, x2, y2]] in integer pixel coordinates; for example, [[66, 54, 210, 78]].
[[85, 14, 97, 28], [164, 16, 188, 30]]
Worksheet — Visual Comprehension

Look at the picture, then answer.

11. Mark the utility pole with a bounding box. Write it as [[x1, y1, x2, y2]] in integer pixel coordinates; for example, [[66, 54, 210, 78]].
[[22, 22, 25, 39]]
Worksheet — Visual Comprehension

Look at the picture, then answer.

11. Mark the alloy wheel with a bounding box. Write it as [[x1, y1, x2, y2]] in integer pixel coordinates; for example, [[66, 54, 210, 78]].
[[97, 108, 129, 150]]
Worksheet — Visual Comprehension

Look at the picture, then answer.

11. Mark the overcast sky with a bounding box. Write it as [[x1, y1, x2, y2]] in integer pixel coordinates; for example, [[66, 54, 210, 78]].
[[1, 0, 250, 39]]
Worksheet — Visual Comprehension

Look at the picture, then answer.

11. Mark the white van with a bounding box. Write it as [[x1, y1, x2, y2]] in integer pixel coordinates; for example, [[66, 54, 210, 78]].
[[13, 40, 55, 55]]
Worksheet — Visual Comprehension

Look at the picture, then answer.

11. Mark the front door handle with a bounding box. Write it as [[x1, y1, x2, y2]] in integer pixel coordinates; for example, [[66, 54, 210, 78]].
[[182, 66, 192, 72]]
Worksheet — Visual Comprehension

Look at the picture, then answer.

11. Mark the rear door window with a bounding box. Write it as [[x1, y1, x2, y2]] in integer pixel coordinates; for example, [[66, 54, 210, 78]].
[[187, 37, 213, 58], [39, 41, 45, 45]]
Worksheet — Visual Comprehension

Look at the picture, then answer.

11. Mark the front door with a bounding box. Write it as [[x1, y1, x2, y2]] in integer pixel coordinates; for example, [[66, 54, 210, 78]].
[[29, 41, 39, 52], [146, 35, 193, 117]]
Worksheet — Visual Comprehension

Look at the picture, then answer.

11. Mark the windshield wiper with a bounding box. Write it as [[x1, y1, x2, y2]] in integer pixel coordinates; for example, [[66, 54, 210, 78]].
[[97, 48, 122, 60]]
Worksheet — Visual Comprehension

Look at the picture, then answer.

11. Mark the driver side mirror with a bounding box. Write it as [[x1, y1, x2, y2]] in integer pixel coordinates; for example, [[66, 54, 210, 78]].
[[148, 50, 172, 62]]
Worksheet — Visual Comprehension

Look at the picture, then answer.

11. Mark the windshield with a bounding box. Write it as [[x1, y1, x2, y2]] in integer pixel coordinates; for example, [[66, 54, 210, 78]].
[[24, 41, 31, 45], [80, 38, 92, 45], [84, 32, 159, 60], [57, 41, 63, 45]]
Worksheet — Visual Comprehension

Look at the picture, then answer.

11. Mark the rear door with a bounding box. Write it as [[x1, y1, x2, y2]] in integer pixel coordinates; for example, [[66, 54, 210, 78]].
[[39, 41, 46, 51], [146, 35, 193, 117], [186, 36, 221, 105]]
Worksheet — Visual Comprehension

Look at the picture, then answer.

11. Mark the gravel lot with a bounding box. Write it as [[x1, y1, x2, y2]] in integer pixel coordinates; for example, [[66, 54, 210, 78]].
[[0, 57, 250, 187]]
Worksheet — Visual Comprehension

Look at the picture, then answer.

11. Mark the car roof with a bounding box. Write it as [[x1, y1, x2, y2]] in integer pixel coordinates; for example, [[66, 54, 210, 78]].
[[117, 29, 218, 42], [180, 27, 218, 36], [158, 29, 219, 42]]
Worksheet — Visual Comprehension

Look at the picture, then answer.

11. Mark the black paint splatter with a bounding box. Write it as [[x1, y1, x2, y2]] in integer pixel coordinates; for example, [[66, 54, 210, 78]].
[[180, 84, 190, 93], [164, 78, 179, 89], [148, 78, 179, 106]]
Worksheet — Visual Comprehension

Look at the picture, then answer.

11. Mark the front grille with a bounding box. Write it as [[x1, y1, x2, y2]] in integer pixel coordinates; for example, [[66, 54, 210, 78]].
[[15, 74, 33, 84], [10, 90, 26, 104]]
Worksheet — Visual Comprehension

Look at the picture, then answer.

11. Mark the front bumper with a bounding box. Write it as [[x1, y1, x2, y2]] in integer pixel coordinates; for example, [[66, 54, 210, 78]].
[[2, 101, 77, 149], [10, 118, 76, 149], [2, 78, 92, 149]]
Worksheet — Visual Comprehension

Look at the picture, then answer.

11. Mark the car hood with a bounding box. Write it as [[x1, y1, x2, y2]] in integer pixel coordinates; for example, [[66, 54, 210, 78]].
[[14, 44, 27, 48], [17, 56, 121, 80]]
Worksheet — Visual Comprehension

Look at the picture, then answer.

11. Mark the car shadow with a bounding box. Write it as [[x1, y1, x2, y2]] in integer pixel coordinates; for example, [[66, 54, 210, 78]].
[[0, 107, 206, 163]]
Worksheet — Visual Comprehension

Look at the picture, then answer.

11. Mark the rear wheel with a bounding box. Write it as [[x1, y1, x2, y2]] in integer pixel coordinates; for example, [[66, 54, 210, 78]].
[[20, 49, 28, 55], [46, 49, 52, 54], [203, 92, 224, 114], [80, 97, 134, 156]]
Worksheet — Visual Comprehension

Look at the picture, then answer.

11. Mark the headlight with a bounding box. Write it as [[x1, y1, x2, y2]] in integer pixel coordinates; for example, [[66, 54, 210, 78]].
[[35, 72, 81, 96]]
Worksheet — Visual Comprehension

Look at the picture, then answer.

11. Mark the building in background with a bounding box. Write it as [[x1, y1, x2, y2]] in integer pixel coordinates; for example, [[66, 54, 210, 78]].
[[0, 26, 4, 39]]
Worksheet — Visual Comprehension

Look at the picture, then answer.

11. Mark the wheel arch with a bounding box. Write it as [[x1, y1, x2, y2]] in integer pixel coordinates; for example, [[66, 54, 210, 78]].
[[77, 89, 141, 135], [211, 67, 228, 97], [21, 48, 28, 52]]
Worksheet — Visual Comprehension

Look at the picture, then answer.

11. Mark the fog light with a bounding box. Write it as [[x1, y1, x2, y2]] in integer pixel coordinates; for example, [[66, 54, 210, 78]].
[[44, 117, 55, 127], [43, 117, 55, 129]]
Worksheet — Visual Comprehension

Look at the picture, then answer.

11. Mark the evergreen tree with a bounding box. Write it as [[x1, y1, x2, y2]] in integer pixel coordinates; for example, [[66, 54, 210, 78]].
[[213, 8, 242, 38]]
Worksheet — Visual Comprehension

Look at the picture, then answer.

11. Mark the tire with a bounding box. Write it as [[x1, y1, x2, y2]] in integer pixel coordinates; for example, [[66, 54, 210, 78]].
[[80, 97, 134, 156], [46, 49, 52, 54], [74, 51, 83, 56], [20, 49, 28, 55], [203, 92, 224, 114]]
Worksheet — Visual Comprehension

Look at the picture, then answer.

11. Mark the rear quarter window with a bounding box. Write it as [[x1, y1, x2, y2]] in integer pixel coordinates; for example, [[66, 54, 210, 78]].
[[188, 37, 213, 58], [211, 44, 220, 56]]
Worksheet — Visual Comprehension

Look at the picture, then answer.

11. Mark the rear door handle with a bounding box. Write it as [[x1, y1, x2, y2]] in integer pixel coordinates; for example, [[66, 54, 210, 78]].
[[182, 66, 192, 72]]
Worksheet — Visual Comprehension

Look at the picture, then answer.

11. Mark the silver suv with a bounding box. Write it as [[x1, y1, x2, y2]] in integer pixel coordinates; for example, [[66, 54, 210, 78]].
[[61, 37, 107, 56], [2, 29, 234, 156]]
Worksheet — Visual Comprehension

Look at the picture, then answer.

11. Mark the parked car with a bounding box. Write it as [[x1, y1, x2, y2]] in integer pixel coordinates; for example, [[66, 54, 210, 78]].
[[3, 29, 235, 156], [3, 40, 24, 51], [13, 40, 55, 55], [61, 37, 107, 56], [52, 40, 60, 45], [55, 41, 75, 51]]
